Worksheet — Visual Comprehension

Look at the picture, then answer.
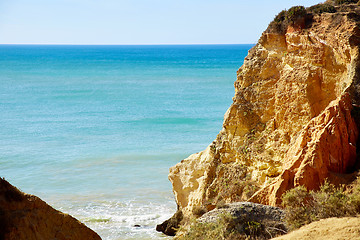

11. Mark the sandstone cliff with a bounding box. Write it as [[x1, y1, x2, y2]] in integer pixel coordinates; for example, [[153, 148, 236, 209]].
[[168, 2, 360, 220], [0, 178, 101, 240]]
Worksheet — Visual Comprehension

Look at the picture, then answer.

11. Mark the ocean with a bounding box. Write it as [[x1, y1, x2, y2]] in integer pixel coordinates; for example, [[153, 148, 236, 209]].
[[0, 44, 252, 239]]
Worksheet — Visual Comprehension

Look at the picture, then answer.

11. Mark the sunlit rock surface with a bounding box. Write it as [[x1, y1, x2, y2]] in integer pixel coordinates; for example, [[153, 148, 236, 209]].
[[169, 4, 360, 219]]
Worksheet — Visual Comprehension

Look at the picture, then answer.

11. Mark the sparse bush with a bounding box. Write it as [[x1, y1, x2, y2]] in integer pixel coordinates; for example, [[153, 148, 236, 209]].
[[192, 206, 207, 218], [311, 182, 349, 219], [281, 185, 312, 229], [267, 6, 307, 33], [206, 164, 260, 207], [177, 214, 239, 240], [178, 213, 282, 240], [335, 0, 358, 4], [286, 6, 307, 22], [273, 10, 287, 24], [348, 177, 360, 212], [282, 179, 360, 230], [308, 3, 337, 14], [244, 221, 262, 236]]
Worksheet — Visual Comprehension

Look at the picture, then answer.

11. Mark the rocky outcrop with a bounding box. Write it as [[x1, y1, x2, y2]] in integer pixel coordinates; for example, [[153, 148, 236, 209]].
[[0, 178, 101, 240], [198, 202, 286, 233], [156, 210, 183, 236], [178, 202, 287, 240], [168, 2, 360, 222]]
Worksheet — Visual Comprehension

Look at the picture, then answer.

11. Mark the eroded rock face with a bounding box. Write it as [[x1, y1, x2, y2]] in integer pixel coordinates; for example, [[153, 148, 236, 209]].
[[251, 93, 358, 205], [0, 178, 101, 240], [169, 5, 360, 219]]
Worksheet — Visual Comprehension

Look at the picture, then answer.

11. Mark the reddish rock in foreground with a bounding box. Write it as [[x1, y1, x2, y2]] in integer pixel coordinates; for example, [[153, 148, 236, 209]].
[[0, 178, 101, 240]]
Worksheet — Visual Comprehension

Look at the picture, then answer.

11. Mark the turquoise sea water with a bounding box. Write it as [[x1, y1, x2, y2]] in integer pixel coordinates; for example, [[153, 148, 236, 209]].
[[0, 44, 252, 239]]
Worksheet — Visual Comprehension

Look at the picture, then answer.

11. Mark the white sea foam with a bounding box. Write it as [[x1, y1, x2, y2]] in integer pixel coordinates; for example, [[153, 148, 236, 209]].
[[52, 196, 175, 240]]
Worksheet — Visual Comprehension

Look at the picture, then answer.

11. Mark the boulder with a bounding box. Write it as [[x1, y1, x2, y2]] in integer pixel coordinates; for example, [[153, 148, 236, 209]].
[[156, 209, 183, 236], [0, 178, 101, 240], [197, 202, 287, 239]]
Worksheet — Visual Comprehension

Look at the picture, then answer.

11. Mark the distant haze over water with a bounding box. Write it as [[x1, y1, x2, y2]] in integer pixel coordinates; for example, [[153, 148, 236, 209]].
[[0, 44, 252, 239]]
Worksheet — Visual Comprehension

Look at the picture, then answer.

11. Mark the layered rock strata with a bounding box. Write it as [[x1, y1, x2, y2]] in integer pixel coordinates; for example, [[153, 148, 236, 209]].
[[168, 3, 360, 221], [0, 178, 101, 240]]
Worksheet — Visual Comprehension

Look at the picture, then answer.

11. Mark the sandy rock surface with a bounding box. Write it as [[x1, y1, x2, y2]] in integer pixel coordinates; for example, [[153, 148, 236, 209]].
[[271, 217, 360, 240]]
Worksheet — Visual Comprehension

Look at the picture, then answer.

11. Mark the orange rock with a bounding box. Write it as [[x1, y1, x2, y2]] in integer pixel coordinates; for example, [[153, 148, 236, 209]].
[[251, 93, 358, 205], [168, 4, 360, 220], [0, 178, 101, 240]]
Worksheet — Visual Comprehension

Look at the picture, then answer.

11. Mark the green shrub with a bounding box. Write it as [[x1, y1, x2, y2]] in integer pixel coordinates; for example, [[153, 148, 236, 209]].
[[178, 213, 280, 240], [267, 6, 307, 33], [244, 221, 262, 236], [311, 182, 349, 219], [348, 177, 360, 212], [206, 164, 259, 206], [273, 10, 287, 24], [282, 179, 360, 230], [335, 0, 358, 4], [308, 3, 337, 14], [177, 214, 242, 240], [286, 6, 307, 22], [281, 185, 312, 230]]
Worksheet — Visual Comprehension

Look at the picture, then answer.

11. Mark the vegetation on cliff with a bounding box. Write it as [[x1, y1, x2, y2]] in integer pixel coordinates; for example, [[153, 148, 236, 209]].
[[333, 0, 359, 4], [267, 6, 308, 33], [178, 202, 286, 240], [282, 177, 360, 230], [307, 3, 336, 14], [267, 0, 360, 33]]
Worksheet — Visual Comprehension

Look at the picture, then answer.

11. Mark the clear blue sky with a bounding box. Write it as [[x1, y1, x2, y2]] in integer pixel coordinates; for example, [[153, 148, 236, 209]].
[[0, 0, 322, 44]]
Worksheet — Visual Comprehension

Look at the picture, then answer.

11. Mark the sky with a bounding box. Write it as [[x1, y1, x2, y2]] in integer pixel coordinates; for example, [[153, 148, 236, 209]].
[[0, 0, 323, 45]]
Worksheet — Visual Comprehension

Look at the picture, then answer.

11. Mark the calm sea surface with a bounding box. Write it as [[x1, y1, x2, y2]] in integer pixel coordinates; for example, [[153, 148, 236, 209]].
[[0, 44, 252, 239]]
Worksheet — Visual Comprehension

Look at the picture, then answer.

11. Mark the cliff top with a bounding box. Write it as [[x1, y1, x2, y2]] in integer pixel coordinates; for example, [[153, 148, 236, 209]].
[[267, 0, 360, 34]]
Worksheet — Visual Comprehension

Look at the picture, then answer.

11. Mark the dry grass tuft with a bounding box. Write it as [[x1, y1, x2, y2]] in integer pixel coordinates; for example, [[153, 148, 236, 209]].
[[282, 178, 360, 230]]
